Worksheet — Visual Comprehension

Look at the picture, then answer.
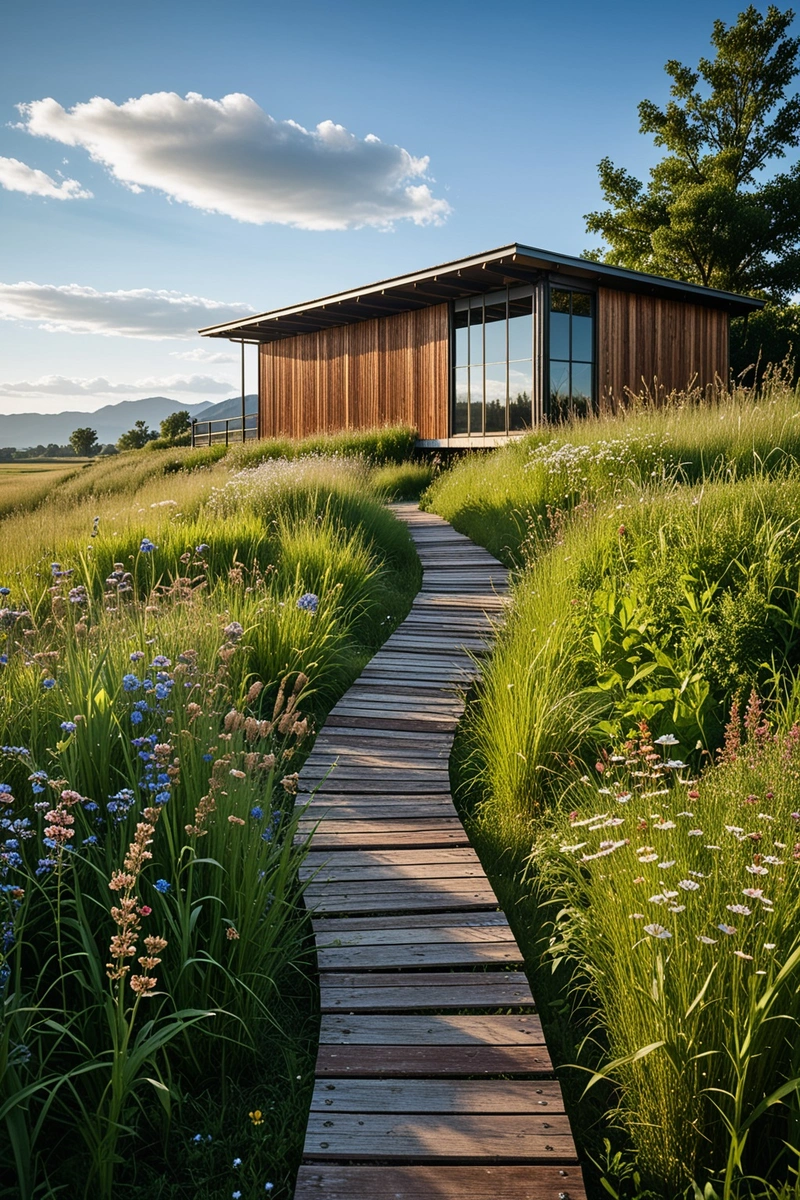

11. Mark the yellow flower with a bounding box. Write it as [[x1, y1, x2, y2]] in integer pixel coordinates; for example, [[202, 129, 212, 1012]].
[[249, 1109, 263, 1126]]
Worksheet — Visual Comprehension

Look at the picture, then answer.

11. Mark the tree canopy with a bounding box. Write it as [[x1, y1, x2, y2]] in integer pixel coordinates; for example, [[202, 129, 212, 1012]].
[[159, 410, 191, 441], [69, 427, 99, 457], [585, 5, 800, 301], [117, 420, 157, 451]]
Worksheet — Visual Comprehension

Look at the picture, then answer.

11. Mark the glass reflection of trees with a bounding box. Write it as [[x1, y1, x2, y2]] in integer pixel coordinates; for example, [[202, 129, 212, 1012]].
[[452, 290, 533, 434], [549, 288, 594, 421]]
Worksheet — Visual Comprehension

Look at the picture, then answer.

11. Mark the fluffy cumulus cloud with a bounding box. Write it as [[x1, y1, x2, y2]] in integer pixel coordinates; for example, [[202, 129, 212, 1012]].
[[17, 91, 451, 229], [0, 281, 255, 339], [0, 374, 232, 398], [0, 155, 92, 200]]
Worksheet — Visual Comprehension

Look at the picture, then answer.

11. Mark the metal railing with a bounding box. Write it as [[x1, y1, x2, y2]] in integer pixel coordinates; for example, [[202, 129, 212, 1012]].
[[191, 414, 258, 447]]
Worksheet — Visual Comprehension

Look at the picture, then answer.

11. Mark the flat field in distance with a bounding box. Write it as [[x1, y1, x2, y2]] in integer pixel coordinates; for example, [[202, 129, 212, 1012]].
[[0, 459, 89, 517]]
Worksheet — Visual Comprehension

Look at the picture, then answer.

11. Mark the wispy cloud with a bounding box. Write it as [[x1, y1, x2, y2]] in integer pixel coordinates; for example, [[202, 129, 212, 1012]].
[[0, 281, 255, 339], [0, 374, 233, 397], [171, 346, 239, 363], [17, 91, 451, 229], [0, 155, 92, 200]]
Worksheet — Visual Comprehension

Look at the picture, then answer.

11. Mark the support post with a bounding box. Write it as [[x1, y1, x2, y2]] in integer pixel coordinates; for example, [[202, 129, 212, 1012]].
[[241, 339, 246, 442]]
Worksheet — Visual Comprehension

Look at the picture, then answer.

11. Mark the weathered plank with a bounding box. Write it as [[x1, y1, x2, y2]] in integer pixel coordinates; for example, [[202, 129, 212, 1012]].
[[318, 1012, 545, 1044], [295, 1164, 586, 1199], [303, 1112, 576, 1161], [309, 1078, 565, 1113]]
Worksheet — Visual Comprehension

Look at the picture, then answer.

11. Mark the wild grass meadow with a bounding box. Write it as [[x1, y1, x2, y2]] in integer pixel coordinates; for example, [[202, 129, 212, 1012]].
[[0, 435, 420, 1198], [427, 382, 800, 1199]]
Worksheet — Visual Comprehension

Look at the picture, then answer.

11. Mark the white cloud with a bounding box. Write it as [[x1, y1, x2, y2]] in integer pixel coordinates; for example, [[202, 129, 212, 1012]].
[[17, 91, 451, 229], [0, 374, 233, 398], [0, 281, 255, 339], [0, 155, 92, 200], [171, 346, 238, 363]]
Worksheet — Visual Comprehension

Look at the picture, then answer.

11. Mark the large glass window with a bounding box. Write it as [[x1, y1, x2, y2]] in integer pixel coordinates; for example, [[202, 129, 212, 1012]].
[[452, 288, 533, 435], [549, 288, 594, 420]]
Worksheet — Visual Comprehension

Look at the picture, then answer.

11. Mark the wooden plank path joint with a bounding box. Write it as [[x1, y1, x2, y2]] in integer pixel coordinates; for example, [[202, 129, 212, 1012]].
[[294, 504, 586, 1200]]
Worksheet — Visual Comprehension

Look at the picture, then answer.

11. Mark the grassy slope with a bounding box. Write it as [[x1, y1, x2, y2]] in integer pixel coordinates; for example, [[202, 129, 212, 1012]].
[[0, 449, 421, 1200]]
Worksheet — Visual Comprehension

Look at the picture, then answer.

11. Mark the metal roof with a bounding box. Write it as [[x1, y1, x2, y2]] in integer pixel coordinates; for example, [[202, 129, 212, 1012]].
[[199, 242, 764, 342]]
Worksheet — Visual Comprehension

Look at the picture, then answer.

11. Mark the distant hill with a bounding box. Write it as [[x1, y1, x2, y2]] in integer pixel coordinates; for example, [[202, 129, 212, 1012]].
[[190, 394, 258, 424], [0, 394, 256, 449]]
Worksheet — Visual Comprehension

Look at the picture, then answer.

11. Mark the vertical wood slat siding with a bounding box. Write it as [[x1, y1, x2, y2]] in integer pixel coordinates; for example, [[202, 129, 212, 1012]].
[[258, 304, 449, 440], [597, 287, 729, 407]]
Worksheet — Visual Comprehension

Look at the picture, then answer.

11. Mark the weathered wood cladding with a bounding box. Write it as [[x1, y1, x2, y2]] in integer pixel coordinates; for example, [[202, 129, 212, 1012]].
[[597, 287, 729, 406], [258, 304, 449, 441]]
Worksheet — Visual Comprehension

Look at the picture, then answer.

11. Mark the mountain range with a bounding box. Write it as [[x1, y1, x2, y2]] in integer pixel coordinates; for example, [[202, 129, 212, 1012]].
[[0, 394, 258, 449]]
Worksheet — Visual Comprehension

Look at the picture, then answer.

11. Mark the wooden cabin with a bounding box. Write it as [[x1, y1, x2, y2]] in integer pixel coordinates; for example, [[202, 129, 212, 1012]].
[[199, 244, 762, 447]]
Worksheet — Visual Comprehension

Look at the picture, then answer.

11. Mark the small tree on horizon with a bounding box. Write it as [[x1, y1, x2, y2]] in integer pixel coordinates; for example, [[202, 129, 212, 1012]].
[[117, 420, 158, 451], [159, 410, 191, 441], [69, 427, 99, 457]]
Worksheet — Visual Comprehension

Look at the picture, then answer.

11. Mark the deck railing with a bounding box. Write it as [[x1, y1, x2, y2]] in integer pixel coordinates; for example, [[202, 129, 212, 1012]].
[[191, 414, 258, 447]]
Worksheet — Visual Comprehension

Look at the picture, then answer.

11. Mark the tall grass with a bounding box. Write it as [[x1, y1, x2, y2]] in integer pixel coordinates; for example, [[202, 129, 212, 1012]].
[[424, 383, 800, 563], [0, 452, 420, 1197]]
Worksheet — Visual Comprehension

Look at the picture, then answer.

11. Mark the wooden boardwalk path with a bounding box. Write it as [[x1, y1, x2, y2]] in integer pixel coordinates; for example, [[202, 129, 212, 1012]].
[[294, 504, 586, 1200]]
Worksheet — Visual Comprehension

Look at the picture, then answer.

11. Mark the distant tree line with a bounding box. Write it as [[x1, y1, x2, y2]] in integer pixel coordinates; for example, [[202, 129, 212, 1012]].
[[0, 410, 193, 460]]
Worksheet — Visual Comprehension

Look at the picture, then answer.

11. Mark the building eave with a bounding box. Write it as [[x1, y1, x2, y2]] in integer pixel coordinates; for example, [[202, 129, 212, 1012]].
[[200, 243, 764, 342]]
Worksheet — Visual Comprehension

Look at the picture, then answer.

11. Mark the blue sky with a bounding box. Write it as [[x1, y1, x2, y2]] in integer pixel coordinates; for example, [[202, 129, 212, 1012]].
[[1, 0, 795, 414]]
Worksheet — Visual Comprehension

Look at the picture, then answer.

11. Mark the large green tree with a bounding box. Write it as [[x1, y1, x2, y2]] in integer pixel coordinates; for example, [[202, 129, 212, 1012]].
[[585, 5, 800, 301], [117, 419, 157, 451], [69, 427, 99, 457]]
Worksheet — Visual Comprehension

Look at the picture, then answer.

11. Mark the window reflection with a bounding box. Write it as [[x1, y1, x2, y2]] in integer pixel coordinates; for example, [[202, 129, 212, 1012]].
[[508, 296, 532, 361], [485, 363, 507, 433], [454, 309, 469, 367], [548, 288, 594, 420], [469, 365, 483, 434], [454, 366, 468, 433], [484, 302, 507, 363], [509, 361, 533, 430], [469, 303, 483, 364]]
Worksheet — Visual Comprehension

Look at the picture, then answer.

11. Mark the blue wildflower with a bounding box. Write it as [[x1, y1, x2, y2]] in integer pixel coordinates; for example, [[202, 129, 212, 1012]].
[[35, 858, 56, 877], [42, 678, 56, 690], [250, 806, 263, 821], [139, 538, 157, 554], [130, 650, 145, 662], [130, 710, 143, 725], [60, 721, 77, 734], [232, 1158, 242, 1168], [195, 543, 209, 554], [82, 835, 98, 846], [202, 753, 213, 762], [0, 655, 7, 666], [154, 792, 170, 805], [0, 587, 9, 596], [154, 879, 171, 894], [233, 1193, 242, 1199], [297, 592, 318, 614], [122, 674, 141, 692], [150, 656, 171, 668]]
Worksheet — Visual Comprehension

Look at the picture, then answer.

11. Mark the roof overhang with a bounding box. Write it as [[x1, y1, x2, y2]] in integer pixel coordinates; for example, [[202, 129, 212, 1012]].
[[200, 243, 764, 343]]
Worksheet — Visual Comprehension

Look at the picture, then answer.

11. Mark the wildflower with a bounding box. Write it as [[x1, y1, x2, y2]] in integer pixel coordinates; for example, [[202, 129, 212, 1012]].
[[644, 924, 672, 939], [733, 950, 754, 961], [42, 678, 56, 690], [233, 1194, 242, 1200], [717, 923, 737, 935], [0, 587, 9, 596], [297, 592, 318, 614], [154, 879, 171, 894], [727, 904, 752, 916], [743, 888, 765, 899], [226, 926, 240, 940], [629, 913, 645, 919], [658, 861, 676, 869], [139, 538, 157, 553], [249, 1109, 264, 1126], [687, 829, 703, 837], [746, 863, 768, 875], [250, 806, 264, 820], [764, 943, 776, 950], [233, 1158, 242, 1168], [697, 935, 717, 944], [230, 768, 246, 779], [637, 853, 658, 863], [60, 721, 77, 734], [668, 904, 686, 913], [678, 879, 700, 891], [122, 674, 141, 693], [223, 621, 244, 642], [654, 820, 676, 830], [655, 734, 679, 746], [130, 651, 145, 661]]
